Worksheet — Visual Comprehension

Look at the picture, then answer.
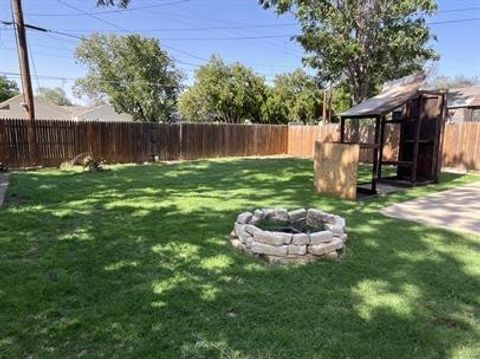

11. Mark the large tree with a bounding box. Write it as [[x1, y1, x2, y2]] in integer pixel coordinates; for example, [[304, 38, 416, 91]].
[[263, 69, 322, 124], [178, 56, 268, 123], [74, 33, 182, 122], [0, 76, 19, 103], [37, 87, 72, 106], [261, 0, 438, 104]]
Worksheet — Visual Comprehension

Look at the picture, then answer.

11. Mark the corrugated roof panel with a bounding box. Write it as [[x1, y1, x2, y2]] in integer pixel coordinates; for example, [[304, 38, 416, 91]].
[[339, 71, 427, 118], [447, 86, 480, 108]]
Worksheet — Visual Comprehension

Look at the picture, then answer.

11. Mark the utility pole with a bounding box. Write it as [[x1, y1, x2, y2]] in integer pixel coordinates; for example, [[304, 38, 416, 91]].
[[11, 0, 37, 162]]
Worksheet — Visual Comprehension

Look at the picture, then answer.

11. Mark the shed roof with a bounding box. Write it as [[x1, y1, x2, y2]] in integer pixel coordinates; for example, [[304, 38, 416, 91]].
[[340, 71, 427, 118], [447, 86, 480, 108]]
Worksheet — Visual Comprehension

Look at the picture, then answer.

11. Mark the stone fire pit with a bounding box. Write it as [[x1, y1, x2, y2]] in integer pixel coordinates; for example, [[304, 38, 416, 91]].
[[230, 208, 347, 264]]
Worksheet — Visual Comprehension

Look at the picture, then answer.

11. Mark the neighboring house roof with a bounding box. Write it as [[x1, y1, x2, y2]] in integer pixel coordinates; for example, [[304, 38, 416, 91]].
[[447, 86, 480, 108], [0, 95, 133, 122], [72, 104, 133, 122], [0, 94, 72, 120], [339, 71, 427, 118]]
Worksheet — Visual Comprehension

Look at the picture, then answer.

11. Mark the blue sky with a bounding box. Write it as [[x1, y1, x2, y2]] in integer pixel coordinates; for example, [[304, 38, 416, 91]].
[[1, 0, 479, 104]]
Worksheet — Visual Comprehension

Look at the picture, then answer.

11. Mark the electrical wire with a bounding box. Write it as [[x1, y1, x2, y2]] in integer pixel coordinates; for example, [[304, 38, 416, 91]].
[[0, 70, 279, 87], [26, 0, 192, 17], [27, 40, 41, 91], [146, 6, 302, 58], [34, 23, 300, 33], [54, 0, 211, 63], [7, 1, 476, 89], [1, 33, 299, 72], [430, 17, 480, 25], [0, 71, 185, 88], [24, 4, 480, 18], [3, 16, 479, 41], [0, 43, 283, 78]]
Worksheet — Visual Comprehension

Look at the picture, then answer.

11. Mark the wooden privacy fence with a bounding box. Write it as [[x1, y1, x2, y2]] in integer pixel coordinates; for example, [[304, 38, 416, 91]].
[[1, 119, 479, 171], [442, 122, 480, 171], [288, 123, 480, 171], [0, 119, 288, 168], [288, 124, 401, 163]]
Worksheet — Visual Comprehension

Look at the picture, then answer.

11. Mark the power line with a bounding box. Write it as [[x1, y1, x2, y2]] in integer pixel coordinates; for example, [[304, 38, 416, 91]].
[[44, 30, 81, 45], [1, 45, 74, 59], [55, 0, 127, 33], [436, 6, 480, 14], [12, 2, 478, 63], [3, 15, 476, 69], [2, 22, 302, 62], [26, 0, 192, 17], [12, 2, 475, 75], [3, 34, 296, 69], [35, 23, 300, 33], [1, 20, 83, 39], [27, 40, 41, 90], [24, 4, 480, 18], [54, 0, 211, 63], [4, 15, 478, 41], [0, 20, 295, 42], [1, 34, 295, 70], [2, 21, 301, 73], [429, 17, 480, 25], [0, 71, 279, 87], [0, 47, 282, 78], [0, 71, 185, 88], [126, 4, 303, 59], [151, 34, 297, 41], [89, 0, 301, 59]]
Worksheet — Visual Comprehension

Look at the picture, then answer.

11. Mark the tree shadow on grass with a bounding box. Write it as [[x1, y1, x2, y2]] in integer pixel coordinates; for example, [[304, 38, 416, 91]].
[[0, 158, 479, 358]]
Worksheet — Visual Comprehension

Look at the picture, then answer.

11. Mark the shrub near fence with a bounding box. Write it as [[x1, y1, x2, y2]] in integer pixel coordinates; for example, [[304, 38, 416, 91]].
[[0, 118, 479, 171], [0, 119, 288, 168]]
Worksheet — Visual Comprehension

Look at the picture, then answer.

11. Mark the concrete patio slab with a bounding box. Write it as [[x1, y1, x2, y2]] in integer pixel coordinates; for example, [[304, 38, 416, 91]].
[[0, 173, 9, 208], [382, 182, 480, 235]]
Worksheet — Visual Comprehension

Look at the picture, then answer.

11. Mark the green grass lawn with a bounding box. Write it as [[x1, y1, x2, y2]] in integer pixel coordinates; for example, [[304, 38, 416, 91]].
[[1, 158, 479, 358]]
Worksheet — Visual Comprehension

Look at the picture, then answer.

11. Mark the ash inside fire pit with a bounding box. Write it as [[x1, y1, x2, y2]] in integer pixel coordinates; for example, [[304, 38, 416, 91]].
[[256, 218, 325, 234], [230, 208, 347, 264]]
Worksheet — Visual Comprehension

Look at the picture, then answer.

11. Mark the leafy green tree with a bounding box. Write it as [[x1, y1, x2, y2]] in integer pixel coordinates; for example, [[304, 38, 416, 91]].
[[263, 69, 322, 124], [74, 33, 182, 122], [0, 76, 19, 103], [37, 87, 72, 106], [261, 0, 438, 104], [178, 56, 268, 123]]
